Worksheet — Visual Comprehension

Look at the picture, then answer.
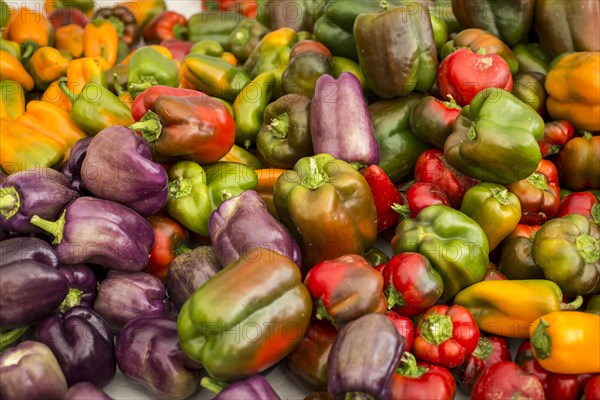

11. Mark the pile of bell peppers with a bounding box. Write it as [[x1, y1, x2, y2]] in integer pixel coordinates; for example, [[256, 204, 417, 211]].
[[1, 0, 600, 399]]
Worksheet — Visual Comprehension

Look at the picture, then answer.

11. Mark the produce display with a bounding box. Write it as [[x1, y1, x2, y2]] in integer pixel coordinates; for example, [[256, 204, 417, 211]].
[[1, 0, 600, 399]]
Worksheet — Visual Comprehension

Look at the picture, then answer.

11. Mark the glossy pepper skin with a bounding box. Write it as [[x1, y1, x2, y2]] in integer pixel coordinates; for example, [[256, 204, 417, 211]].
[[0, 237, 60, 269], [445, 88, 543, 184], [556, 134, 600, 191], [131, 94, 235, 164], [327, 313, 405, 400], [2, 7, 53, 50], [532, 213, 600, 296], [256, 93, 313, 169], [274, 154, 377, 267], [456, 335, 511, 393], [143, 11, 188, 44], [390, 352, 456, 400], [512, 72, 547, 116], [0, 168, 79, 233], [472, 361, 544, 400], [26, 46, 69, 90], [354, 2, 437, 98], [0, 50, 35, 92], [127, 46, 180, 98], [187, 11, 240, 48], [203, 375, 281, 400], [183, 53, 250, 102], [30, 197, 154, 271], [233, 71, 275, 148], [131, 85, 202, 121], [282, 51, 333, 98], [34, 306, 115, 388], [530, 311, 600, 374], [454, 279, 584, 338], [545, 52, 600, 131], [513, 43, 551, 76], [61, 137, 92, 193], [0, 80, 25, 119], [392, 205, 489, 300], [227, 20, 269, 61], [145, 215, 190, 282], [361, 165, 404, 232], [557, 192, 600, 223], [58, 264, 97, 306], [538, 120, 574, 158], [409, 95, 461, 149], [83, 19, 118, 69], [177, 249, 312, 381], [395, 181, 451, 220], [498, 224, 544, 280]]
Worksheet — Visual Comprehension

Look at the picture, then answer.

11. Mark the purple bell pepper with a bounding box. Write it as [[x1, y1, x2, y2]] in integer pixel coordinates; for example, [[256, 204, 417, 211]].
[[310, 73, 380, 165], [160, 39, 192, 61], [0, 237, 60, 268], [61, 136, 92, 193], [0, 168, 79, 233], [201, 375, 281, 400], [29, 197, 155, 271], [115, 316, 201, 400], [93, 270, 169, 330], [64, 382, 113, 400], [208, 190, 301, 267], [57, 264, 98, 306], [0, 341, 68, 400], [81, 126, 168, 216], [34, 306, 115, 388]]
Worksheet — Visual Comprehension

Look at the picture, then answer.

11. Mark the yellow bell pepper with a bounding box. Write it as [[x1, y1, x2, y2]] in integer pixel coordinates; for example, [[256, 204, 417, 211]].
[[56, 24, 85, 58], [83, 19, 118, 69], [546, 52, 600, 131], [0, 50, 34, 92], [27, 46, 70, 90], [0, 80, 25, 119], [66, 57, 107, 94], [529, 311, 600, 374]]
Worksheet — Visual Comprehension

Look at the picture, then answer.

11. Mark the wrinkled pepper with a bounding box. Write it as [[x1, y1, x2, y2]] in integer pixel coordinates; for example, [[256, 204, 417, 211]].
[[26, 46, 70, 90], [0, 80, 25, 119], [127, 46, 180, 98], [183, 53, 250, 102], [233, 72, 275, 148], [82, 19, 118, 69]]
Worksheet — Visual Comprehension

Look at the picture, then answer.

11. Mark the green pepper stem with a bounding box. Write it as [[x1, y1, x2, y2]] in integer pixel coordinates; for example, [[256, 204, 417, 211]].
[[175, 242, 192, 256], [472, 336, 493, 360], [420, 313, 453, 345], [0, 327, 28, 352], [315, 299, 334, 323], [243, 139, 252, 149], [444, 95, 461, 110], [391, 203, 411, 220], [592, 203, 600, 225], [29, 210, 66, 245], [200, 377, 226, 394], [232, 29, 249, 46], [59, 288, 83, 314], [128, 81, 154, 99], [530, 318, 551, 359], [20, 39, 38, 61], [560, 295, 583, 311], [303, 156, 327, 190], [173, 24, 188, 40], [466, 125, 477, 140], [57, 77, 79, 104], [396, 352, 428, 378], [379, 0, 391, 10], [490, 187, 511, 205], [112, 73, 125, 96], [269, 113, 290, 139], [0, 187, 20, 219], [385, 285, 406, 310], [527, 172, 548, 191], [476, 48, 487, 55], [582, 131, 593, 140], [130, 110, 163, 143], [576, 233, 600, 264], [168, 178, 193, 199], [106, 16, 125, 37]]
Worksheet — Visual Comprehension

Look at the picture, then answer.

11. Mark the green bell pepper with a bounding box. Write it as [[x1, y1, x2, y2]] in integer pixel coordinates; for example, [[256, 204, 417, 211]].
[[511, 72, 547, 116], [233, 71, 275, 149], [368, 93, 431, 183], [391, 204, 489, 300], [331, 57, 366, 89], [444, 88, 543, 184], [188, 12, 243, 49], [532, 213, 600, 297], [513, 43, 551, 76], [274, 153, 377, 268], [282, 52, 332, 98], [227, 20, 270, 61], [127, 47, 180, 98], [189, 39, 224, 57], [460, 182, 522, 251], [431, 0, 461, 35], [183, 54, 251, 102], [166, 161, 258, 236], [177, 248, 312, 381], [429, 11, 448, 54]]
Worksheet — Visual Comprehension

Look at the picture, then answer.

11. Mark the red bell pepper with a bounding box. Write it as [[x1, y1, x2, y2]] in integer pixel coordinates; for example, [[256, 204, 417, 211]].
[[456, 335, 512, 393], [409, 95, 462, 149], [202, 0, 257, 18], [412, 304, 480, 368], [413, 149, 479, 208], [144, 215, 190, 281], [393, 182, 451, 220], [507, 159, 561, 225], [583, 375, 600, 400], [361, 165, 404, 232], [482, 262, 508, 281], [538, 120, 575, 158], [390, 352, 456, 400], [143, 11, 188, 45], [386, 311, 415, 351], [508, 223, 542, 240], [379, 253, 443, 317], [472, 361, 545, 400], [438, 47, 513, 107], [131, 85, 206, 121], [304, 254, 386, 329], [557, 192, 600, 224]]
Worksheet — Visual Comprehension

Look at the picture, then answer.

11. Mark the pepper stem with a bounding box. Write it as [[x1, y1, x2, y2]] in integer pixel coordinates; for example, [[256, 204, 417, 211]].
[[200, 377, 226, 394], [168, 178, 193, 199], [29, 210, 66, 245], [527, 172, 548, 191], [0, 187, 20, 219], [130, 110, 163, 143], [591, 203, 600, 225], [302, 156, 327, 190], [0, 327, 28, 352], [128, 80, 155, 98], [112, 73, 125, 96], [391, 203, 411, 220], [315, 299, 334, 323], [466, 125, 477, 140], [232, 29, 249, 46], [106, 16, 125, 37], [221, 189, 233, 201], [560, 295, 583, 311], [59, 288, 83, 314], [472, 336, 493, 360], [379, 0, 391, 10], [444, 95, 461, 110], [57, 77, 79, 104], [582, 131, 593, 140], [20, 39, 38, 61], [490, 186, 511, 205], [396, 352, 428, 378], [530, 318, 551, 359], [420, 313, 453, 345], [385, 285, 406, 310], [173, 24, 188, 40], [576, 233, 599, 264], [175, 242, 192, 256], [269, 113, 290, 139]]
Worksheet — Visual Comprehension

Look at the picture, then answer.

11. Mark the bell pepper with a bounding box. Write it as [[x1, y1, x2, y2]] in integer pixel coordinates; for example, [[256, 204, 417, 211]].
[[47, 7, 89, 31], [379, 253, 443, 317], [127, 46, 180, 98], [131, 85, 200, 120], [203, 0, 258, 18], [391, 352, 456, 400], [160, 39, 192, 62], [202, 375, 280, 400], [331, 56, 366, 87], [273, 154, 377, 267], [247, 169, 282, 218], [257, 0, 316, 32], [360, 165, 404, 232], [58, 77, 134, 135], [0, 80, 25, 119], [369, 94, 431, 183], [454, 279, 583, 338], [130, 93, 235, 164], [472, 361, 544, 400], [92, 5, 140, 48], [118, 0, 166, 30], [65, 57, 107, 95], [556, 133, 600, 191], [183, 54, 250, 102], [304, 254, 385, 328], [532, 213, 600, 296], [535, 0, 600, 58], [0, 0, 10, 28], [394, 181, 451, 220], [0, 38, 22, 60], [583, 376, 600, 400], [497, 224, 543, 280], [26, 46, 70, 90], [530, 311, 600, 374], [439, 47, 513, 107], [512, 72, 547, 116], [409, 95, 461, 149], [82, 19, 118, 69], [538, 120, 574, 158], [220, 145, 265, 170], [0, 50, 34, 92], [233, 72, 275, 148], [55, 24, 84, 58], [143, 11, 187, 44], [557, 192, 600, 224], [227, 19, 270, 61], [513, 43, 551, 76], [177, 248, 311, 381], [144, 215, 190, 282], [187, 11, 241, 48], [441, 28, 518, 75], [282, 51, 333, 98], [456, 335, 511, 394], [188, 39, 225, 58], [412, 304, 480, 368], [256, 93, 313, 169], [392, 205, 489, 300], [2, 7, 53, 53], [354, 1, 438, 98], [445, 88, 543, 184], [386, 312, 415, 351], [45, 0, 94, 16]]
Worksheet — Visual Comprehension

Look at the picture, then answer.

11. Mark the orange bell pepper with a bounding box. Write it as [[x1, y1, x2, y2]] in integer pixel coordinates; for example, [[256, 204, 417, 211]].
[[2, 7, 53, 53], [42, 80, 72, 112], [83, 19, 118, 68], [0, 50, 34, 92], [255, 168, 287, 216], [221, 51, 238, 66], [66, 57, 107, 94], [55, 24, 85, 58], [26, 46, 70, 90], [0, 80, 25, 119]]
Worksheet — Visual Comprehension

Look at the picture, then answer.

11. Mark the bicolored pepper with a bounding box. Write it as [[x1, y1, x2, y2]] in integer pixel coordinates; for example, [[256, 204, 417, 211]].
[[227, 19, 269, 61], [145, 215, 190, 282], [409, 95, 461, 149], [456, 335, 511, 394], [233, 72, 275, 148], [557, 192, 600, 223], [118, 0, 166, 30], [183, 54, 250, 102], [143, 10, 188, 44], [82, 19, 118, 69], [556, 133, 600, 191], [497, 224, 543, 280], [26, 46, 70, 90], [92, 5, 140, 49], [538, 120, 574, 158], [0, 50, 34, 92], [0, 80, 25, 119], [127, 46, 180, 98]]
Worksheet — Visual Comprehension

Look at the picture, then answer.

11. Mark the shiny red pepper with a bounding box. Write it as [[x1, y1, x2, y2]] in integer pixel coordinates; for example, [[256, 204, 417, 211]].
[[390, 352, 456, 400], [143, 11, 188, 44], [557, 192, 600, 224], [144, 215, 190, 281], [361, 165, 404, 232], [412, 304, 480, 369], [583, 375, 600, 400], [393, 182, 451, 219], [386, 311, 415, 351], [538, 120, 575, 158], [131, 85, 205, 121], [472, 361, 544, 400], [456, 335, 512, 393]]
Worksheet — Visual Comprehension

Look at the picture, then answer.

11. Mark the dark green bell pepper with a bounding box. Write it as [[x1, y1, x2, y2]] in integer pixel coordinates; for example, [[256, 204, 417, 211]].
[[391, 204, 489, 300], [127, 47, 180, 98], [183, 54, 251, 102], [188, 12, 243, 49], [431, 0, 461, 35], [532, 213, 600, 297], [513, 43, 551, 75], [444, 88, 543, 184], [227, 20, 270, 61], [177, 248, 312, 381], [282, 52, 332, 98], [368, 93, 431, 183]]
